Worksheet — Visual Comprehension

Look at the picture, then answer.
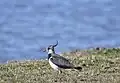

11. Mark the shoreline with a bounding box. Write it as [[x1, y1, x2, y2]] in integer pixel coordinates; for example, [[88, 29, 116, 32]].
[[0, 47, 120, 64]]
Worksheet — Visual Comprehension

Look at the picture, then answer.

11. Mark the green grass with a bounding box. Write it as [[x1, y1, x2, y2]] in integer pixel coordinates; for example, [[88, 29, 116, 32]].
[[0, 48, 120, 83]]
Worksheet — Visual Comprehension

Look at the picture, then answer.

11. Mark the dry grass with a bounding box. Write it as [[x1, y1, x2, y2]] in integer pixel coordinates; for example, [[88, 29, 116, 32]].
[[0, 48, 120, 83]]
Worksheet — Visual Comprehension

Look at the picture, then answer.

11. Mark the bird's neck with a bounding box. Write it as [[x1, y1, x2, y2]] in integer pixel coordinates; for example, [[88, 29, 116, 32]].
[[48, 54, 52, 59], [48, 49, 56, 59]]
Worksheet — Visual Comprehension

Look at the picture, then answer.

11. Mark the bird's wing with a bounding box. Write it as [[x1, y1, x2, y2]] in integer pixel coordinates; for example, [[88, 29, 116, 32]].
[[50, 55, 74, 68]]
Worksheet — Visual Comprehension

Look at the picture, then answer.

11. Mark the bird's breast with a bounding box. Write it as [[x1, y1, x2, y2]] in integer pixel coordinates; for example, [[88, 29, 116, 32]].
[[49, 58, 59, 70]]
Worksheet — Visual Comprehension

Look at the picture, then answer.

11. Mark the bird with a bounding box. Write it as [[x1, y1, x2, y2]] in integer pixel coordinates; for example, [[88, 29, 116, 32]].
[[40, 40, 82, 71]]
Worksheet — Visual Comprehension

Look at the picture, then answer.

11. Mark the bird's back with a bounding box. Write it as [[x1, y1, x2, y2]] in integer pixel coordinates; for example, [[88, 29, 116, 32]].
[[50, 54, 74, 69]]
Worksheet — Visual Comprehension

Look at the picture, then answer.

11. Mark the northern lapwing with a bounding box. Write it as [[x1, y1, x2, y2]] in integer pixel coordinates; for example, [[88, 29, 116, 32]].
[[40, 41, 82, 71]]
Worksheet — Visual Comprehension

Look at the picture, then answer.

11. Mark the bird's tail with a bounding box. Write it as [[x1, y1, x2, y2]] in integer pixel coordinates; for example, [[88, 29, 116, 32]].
[[74, 66, 82, 70]]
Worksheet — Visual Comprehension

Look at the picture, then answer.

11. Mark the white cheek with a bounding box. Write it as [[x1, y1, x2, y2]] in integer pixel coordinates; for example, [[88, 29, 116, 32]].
[[48, 49, 53, 54]]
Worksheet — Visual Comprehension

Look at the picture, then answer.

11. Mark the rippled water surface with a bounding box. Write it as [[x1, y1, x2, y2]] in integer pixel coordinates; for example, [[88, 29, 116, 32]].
[[0, 0, 120, 63]]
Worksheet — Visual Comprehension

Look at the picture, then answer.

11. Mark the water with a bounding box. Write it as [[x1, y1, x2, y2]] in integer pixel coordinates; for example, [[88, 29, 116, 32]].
[[0, 0, 120, 63]]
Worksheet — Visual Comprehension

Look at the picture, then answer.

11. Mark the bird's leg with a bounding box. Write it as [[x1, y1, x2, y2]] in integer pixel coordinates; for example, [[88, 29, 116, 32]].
[[58, 70, 62, 74]]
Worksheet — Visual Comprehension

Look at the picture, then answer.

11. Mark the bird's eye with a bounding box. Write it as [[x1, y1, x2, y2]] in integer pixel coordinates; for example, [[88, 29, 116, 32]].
[[48, 47, 50, 50]]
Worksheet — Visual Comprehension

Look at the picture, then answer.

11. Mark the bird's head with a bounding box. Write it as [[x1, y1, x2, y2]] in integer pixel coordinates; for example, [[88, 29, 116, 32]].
[[40, 40, 58, 54]]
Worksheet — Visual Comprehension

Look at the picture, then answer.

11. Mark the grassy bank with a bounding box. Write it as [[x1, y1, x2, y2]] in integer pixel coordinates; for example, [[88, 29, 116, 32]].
[[0, 48, 120, 83]]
